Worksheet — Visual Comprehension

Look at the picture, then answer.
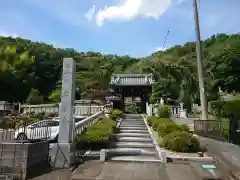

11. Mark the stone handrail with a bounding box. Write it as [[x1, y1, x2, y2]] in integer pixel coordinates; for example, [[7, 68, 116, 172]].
[[20, 104, 105, 116], [74, 110, 104, 135]]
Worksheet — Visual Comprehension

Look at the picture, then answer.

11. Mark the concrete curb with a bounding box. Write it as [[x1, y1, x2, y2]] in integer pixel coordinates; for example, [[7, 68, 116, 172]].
[[143, 115, 216, 163], [167, 156, 215, 162], [142, 114, 167, 163], [105, 158, 162, 163]]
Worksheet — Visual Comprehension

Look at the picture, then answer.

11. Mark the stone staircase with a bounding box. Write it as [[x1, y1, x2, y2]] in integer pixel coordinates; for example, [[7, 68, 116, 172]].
[[109, 114, 160, 162]]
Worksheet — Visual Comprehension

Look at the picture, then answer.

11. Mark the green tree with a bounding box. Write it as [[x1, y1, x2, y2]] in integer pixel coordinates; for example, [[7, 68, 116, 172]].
[[26, 88, 43, 104]]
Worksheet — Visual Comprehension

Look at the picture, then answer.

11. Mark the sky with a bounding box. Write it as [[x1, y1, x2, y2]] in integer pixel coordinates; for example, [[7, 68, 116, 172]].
[[0, 0, 239, 57]]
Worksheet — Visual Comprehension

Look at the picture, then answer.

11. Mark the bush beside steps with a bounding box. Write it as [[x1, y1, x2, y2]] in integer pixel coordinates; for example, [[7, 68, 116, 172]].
[[162, 131, 200, 153], [110, 109, 123, 120], [147, 116, 200, 153], [74, 118, 117, 150]]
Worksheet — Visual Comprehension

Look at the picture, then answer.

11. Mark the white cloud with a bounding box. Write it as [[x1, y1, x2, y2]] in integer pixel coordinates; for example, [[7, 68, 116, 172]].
[[93, 0, 184, 26], [85, 5, 96, 21], [0, 31, 19, 38], [155, 44, 173, 52], [155, 47, 166, 51]]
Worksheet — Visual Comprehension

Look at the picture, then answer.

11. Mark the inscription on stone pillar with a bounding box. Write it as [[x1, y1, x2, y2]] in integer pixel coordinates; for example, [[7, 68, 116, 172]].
[[58, 58, 76, 143]]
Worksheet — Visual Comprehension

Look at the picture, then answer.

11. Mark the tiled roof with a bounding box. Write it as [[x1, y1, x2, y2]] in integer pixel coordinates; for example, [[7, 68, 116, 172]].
[[110, 74, 154, 85]]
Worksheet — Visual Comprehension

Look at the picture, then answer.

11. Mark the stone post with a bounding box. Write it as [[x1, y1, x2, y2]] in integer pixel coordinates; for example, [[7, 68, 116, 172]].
[[146, 102, 153, 116], [51, 58, 76, 168], [160, 98, 164, 106], [180, 102, 184, 110]]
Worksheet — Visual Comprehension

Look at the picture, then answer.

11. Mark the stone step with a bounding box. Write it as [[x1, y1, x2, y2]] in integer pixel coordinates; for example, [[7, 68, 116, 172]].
[[116, 133, 150, 138], [121, 120, 145, 123], [123, 118, 142, 120], [120, 124, 146, 126], [119, 125, 147, 129], [114, 142, 155, 148], [116, 137, 152, 142], [119, 129, 149, 134], [120, 122, 145, 125], [109, 148, 157, 156], [123, 118, 143, 120], [121, 121, 145, 124], [109, 155, 161, 162], [121, 121, 144, 123], [119, 126, 147, 130]]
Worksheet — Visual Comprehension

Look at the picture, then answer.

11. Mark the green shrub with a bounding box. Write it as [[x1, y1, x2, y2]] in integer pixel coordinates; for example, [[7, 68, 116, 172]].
[[77, 131, 110, 143], [180, 124, 190, 132], [161, 131, 200, 152], [88, 118, 117, 133], [152, 118, 173, 131], [46, 112, 58, 118], [125, 102, 138, 114], [147, 116, 158, 126], [158, 106, 171, 118], [73, 118, 117, 150], [110, 109, 123, 120], [27, 112, 35, 118], [34, 112, 46, 120], [0, 116, 11, 129], [157, 123, 185, 137], [209, 99, 240, 118]]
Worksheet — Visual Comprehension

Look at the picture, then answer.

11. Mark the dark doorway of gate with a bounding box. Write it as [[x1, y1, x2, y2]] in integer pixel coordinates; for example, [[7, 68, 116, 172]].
[[124, 102, 141, 114]]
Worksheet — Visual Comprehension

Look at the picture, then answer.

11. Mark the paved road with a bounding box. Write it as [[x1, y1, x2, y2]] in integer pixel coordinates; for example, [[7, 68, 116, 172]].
[[28, 169, 73, 180], [71, 161, 222, 180], [199, 136, 240, 178], [174, 117, 240, 179], [173, 117, 197, 125]]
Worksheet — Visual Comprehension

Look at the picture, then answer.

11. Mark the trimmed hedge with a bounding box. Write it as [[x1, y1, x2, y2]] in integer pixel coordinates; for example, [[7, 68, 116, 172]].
[[147, 116, 173, 130], [161, 131, 200, 152], [209, 99, 240, 118], [157, 123, 189, 137], [152, 118, 173, 131], [74, 118, 117, 150], [110, 109, 123, 120], [147, 115, 197, 152], [158, 106, 171, 118], [147, 116, 159, 126]]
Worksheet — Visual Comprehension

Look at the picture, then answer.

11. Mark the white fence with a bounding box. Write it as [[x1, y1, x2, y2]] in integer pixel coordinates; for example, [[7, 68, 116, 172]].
[[20, 104, 105, 116], [21, 104, 59, 114], [74, 105, 104, 116], [146, 103, 184, 118], [74, 111, 105, 135]]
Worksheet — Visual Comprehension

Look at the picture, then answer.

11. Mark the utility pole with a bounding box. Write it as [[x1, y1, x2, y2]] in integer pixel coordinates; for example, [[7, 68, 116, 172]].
[[193, 0, 208, 120]]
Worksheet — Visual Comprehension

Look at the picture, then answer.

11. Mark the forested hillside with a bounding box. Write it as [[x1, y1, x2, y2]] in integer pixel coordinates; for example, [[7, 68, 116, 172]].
[[0, 34, 239, 109], [0, 36, 138, 103]]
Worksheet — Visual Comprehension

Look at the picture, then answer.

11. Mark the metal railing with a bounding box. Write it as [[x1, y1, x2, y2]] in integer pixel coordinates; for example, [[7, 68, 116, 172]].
[[0, 112, 57, 142], [194, 120, 229, 141], [0, 109, 107, 142], [0, 175, 13, 180]]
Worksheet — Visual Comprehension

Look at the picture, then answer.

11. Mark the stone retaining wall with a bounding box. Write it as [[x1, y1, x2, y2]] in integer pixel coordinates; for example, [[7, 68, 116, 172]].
[[0, 141, 49, 179]]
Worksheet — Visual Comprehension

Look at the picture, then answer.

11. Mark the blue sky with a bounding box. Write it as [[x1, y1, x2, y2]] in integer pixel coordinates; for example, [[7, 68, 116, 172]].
[[0, 0, 239, 57]]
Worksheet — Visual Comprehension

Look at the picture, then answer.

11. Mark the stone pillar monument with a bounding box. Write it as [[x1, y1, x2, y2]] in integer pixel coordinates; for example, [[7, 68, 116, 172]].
[[51, 58, 76, 168]]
